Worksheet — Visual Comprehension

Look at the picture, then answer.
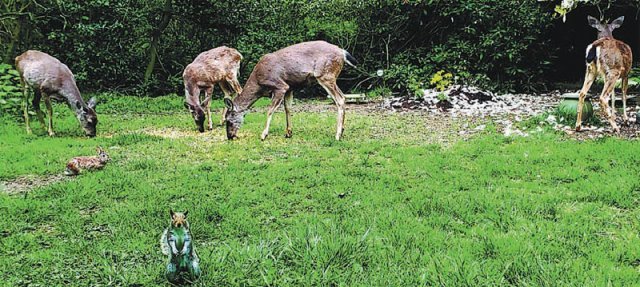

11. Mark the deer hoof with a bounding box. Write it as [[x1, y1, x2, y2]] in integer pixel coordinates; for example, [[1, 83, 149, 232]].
[[575, 125, 582, 132], [261, 133, 269, 141], [48, 131, 56, 137], [285, 130, 292, 138]]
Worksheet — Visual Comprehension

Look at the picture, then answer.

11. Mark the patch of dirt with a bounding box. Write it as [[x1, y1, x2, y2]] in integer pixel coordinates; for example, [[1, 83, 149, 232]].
[[0, 174, 69, 195], [382, 85, 640, 140], [138, 127, 200, 139], [557, 117, 640, 140]]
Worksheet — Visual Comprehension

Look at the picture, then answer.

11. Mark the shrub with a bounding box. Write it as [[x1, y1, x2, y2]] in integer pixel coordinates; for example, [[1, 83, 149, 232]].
[[0, 64, 23, 118]]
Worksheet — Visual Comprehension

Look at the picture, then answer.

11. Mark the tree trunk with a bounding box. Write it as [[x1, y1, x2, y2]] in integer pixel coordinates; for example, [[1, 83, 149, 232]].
[[143, 0, 173, 85], [3, 15, 24, 64]]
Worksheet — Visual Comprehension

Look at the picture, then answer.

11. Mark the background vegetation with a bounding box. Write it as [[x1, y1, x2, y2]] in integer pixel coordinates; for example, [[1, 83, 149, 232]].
[[2, 0, 637, 101]]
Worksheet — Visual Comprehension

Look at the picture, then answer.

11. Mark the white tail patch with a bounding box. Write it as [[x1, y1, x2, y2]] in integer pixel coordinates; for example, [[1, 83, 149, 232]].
[[343, 50, 356, 68]]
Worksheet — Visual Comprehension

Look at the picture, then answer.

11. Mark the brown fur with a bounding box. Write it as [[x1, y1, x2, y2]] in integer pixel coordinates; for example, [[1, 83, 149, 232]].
[[576, 37, 633, 132], [64, 147, 110, 176], [225, 41, 354, 141], [15, 50, 98, 137], [169, 210, 189, 228], [183, 46, 243, 132]]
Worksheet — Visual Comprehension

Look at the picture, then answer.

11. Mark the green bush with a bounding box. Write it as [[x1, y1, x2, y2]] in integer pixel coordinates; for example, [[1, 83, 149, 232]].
[[0, 64, 23, 118], [1, 0, 557, 96]]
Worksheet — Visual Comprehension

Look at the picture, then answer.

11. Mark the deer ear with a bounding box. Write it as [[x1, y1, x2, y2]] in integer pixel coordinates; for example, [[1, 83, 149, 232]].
[[87, 97, 98, 109], [184, 210, 188, 217], [610, 16, 624, 29], [587, 16, 601, 29], [224, 98, 235, 111], [170, 209, 175, 218]]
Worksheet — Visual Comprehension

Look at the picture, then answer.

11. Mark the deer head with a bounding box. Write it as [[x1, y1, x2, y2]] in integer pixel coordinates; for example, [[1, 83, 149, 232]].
[[224, 98, 244, 140], [588, 16, 625, 39], [75, 97, 98, 137], [184, 97, 210, 133]]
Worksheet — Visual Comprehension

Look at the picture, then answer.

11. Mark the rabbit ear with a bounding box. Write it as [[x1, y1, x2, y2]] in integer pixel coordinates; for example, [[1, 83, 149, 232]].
[[184, 210, 188, 218], [170, 209, 175, 218]]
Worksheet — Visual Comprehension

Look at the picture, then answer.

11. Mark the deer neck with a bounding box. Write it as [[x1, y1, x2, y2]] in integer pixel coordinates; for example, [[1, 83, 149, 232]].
[[61, 83, 87, 114], [598, 30, 614, 39], [234, 74, 262, 112]]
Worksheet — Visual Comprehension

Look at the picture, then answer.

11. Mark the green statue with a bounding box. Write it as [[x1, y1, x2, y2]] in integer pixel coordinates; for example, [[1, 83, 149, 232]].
[[160, 210, 201, 283]]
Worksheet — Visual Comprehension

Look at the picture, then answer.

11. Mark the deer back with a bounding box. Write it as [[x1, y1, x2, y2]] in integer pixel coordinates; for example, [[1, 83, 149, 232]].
[[587, 38, 633, 76]]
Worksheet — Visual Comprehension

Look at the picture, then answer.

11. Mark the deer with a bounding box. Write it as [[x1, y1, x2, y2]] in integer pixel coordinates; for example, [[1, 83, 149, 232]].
[[183, 46, 243, 132], [576, 16, 633, 132], [15, 50, 98, 137], [224, 41, 357, 141]]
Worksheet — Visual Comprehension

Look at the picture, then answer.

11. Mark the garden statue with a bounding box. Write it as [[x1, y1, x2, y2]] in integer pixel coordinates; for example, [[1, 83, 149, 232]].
[[160, 210, 201, 283]]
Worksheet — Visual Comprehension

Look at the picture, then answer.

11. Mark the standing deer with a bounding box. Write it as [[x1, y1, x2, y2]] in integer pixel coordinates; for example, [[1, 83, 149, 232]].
[[224, 41, 357, 141], [576, 16, 633, 132], [15, 50, 98, 137], [183, 46, 243, 132]]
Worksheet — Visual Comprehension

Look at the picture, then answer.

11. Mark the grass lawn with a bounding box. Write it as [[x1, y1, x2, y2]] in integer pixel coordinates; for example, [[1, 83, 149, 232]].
[[1, 95, 639, 286]]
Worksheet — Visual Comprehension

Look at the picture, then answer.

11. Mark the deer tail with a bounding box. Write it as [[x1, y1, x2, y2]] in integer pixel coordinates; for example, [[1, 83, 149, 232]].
[[343, 50, 358, 68], [585, 44, 598, 64]]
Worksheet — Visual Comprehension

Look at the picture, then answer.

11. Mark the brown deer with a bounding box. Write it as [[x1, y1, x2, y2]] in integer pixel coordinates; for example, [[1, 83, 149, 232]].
[[15, 50, 98, 137], [183, 46, 243, 132], [576, 16, 633, 132], [224, 41, 357, 141]]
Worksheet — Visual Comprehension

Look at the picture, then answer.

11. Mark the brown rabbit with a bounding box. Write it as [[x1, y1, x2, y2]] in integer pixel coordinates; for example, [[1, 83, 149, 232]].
[[64, 147, 110, 176]]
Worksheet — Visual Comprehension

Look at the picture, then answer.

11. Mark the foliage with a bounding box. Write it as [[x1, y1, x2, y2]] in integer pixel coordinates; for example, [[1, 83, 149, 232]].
[[2, 96, 640, 285], [0, 63, 22, 118], [366, 87, 392, 99], [1, 1, 562, 96], [552, 0, 640, 21], [430, 70, 453, 92]]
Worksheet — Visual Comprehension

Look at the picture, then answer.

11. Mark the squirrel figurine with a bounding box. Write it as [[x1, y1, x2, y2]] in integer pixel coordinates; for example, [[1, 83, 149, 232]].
[[160, 210, 201, 283], [64, 146, 110, 176]]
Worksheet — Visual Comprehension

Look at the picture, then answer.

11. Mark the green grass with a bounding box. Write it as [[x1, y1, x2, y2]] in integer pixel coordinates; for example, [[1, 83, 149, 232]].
[[1, 95, 640, 286]]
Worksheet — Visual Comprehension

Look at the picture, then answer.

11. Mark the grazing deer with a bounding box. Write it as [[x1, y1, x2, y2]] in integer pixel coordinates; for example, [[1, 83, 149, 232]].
[[15, 50, 98, 137], [64, 146, 110, 176], [576, 16, 633, 132], [224, 41, 357, 141], [183, 46, 243, 132]]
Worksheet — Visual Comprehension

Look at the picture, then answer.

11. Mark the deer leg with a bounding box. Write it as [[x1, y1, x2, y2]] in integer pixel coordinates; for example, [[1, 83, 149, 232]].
[[219, 82, 233, 125], [228, 76, 243, 95], [44, 95, 55, 136], [599, 74, 620, 133], [284, 91, 293, 138], [622, 76, 629, 124], [318, 79, 346, 140], [576, 66, 596, 131], [204, 87, 214, 130], [261, 90, 285, 141], [33, 89, 46, 130], [23, 84, 32, 134]]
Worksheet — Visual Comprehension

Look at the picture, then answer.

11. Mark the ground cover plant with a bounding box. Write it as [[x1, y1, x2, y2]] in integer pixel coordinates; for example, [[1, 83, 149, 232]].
[[1, 96, 639, 286]]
